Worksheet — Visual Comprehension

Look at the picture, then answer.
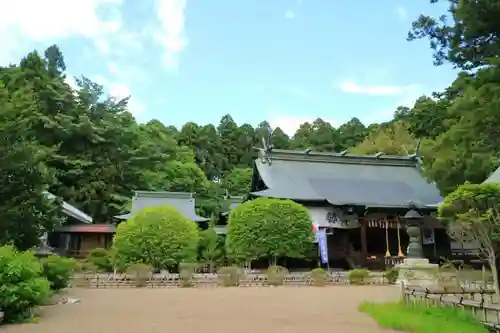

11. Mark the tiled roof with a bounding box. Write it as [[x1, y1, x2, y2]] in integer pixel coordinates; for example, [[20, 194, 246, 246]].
[[115, 191, 209, 222], [44, 192, 92, 224], [484, 166, 500, 183], [252, 149, 443, 208]]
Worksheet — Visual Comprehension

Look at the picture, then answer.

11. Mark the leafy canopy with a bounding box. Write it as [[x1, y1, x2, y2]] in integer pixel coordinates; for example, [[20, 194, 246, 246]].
[[439, 182, 500, 252], [226, 197, 314, 263], [113, 205, 200, 270], [0, 246, 51, 323]]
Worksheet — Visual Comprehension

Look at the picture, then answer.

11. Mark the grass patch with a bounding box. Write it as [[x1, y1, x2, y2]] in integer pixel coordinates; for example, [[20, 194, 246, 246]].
[[359, 301, 488, 333]]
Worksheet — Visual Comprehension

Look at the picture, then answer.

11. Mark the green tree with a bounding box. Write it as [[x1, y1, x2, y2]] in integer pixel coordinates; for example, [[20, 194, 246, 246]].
[[0, 246, 51, 323], [408, 0, 500, 70], [40, 254, 77, 291], [337, 117, 367, 150], [223, 167, 253, 196], [439, 182, 500, 297], [198, 224, 223, 272], [226, 197, 314, 265], [113, 205, 200, 270], [0, 82, 64, 250], [271, 127, 291, 149], [351, 122, 416, 156]]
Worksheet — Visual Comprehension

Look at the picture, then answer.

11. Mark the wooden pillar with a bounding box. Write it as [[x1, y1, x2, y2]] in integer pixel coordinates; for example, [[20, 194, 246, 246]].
[[360, 220, 367, 258]]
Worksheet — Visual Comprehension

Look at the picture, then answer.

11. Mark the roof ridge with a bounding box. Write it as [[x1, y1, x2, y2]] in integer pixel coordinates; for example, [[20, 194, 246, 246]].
[[134, 191, 194, 199], [262, 149, 417, 167]]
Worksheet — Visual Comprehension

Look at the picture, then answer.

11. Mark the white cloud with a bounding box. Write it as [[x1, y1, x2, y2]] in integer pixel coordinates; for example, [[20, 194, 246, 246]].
[[94, 39, 111, 56], [155, 0, 188, 70], [268, 113, 339, 137], [0, 0, 123, 62], [338, 80, 420, 96], [64, 75, 79, 91], [361, 86, 424, 124], [108, 82, 146, 116], [285, 10, 296, 19], [396, 6, 407, 20], [108, 62, 119, 75]]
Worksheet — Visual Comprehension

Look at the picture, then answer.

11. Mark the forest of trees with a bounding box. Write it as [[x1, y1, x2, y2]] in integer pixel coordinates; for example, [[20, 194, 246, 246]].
[[2, 0, 500, 250]]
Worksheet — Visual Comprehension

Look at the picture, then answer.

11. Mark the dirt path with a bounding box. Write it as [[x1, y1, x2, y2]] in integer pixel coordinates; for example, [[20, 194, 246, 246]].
[[4, 286, 400, 333]]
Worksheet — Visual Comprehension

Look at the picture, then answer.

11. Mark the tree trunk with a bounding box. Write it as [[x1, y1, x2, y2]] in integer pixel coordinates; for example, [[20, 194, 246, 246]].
[[494, 255, 500, 299], [269, 256, 277, 267]]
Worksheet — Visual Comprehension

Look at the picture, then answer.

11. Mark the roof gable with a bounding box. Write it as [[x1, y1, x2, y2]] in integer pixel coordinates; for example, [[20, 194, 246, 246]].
[[44, 191, 92, 224], [116, 191, 208, 222], [252, 149, 442, 208], [484, 166, 500, 183]]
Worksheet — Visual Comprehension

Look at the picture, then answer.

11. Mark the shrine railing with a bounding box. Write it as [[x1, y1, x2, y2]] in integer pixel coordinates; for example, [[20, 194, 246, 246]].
[[72, 271, 393, 288], [402, 284, 500, 331]]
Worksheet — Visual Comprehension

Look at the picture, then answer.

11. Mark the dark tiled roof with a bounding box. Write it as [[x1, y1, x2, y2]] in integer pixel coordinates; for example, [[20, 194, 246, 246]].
[[115, 191, 209, 222], [252, 149, 442, 208]]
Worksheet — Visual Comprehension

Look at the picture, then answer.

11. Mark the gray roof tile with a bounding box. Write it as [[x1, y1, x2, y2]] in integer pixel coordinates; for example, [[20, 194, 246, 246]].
[[44, 191, 92, 224], [115, 191, 208, 222], [252, 149, 442, 208], [484, 166, 500, 183]]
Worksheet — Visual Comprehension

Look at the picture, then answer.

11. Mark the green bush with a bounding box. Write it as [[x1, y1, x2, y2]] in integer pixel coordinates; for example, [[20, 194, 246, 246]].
[[348, 268, 370, 285], [309, 268, 329, 286], [126, 263, 152, 287], [226, 197, 314, 264], [265, 265, 289, 286], [179, 262, 198, 287], [217, 266, 243, 287], [113, 205, 199, 270], [383, 268, 399, 284], [86, 248, 113, 272], [40, 254, 77, 291], [0, 246, 51, 323]]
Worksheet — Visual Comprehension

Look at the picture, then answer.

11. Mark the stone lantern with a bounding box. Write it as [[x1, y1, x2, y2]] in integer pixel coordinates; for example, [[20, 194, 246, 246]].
[[404, 209, 424, 258], [395, 209, 438, 286]]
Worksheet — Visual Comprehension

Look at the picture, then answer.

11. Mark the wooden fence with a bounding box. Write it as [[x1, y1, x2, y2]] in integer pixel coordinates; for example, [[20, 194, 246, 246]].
[[402, 284, 500, 332], [72, 271, 391, 288]]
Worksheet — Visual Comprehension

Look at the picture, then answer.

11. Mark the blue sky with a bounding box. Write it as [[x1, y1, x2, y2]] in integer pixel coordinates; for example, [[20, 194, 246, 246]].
[[0, 0, 456, 135]]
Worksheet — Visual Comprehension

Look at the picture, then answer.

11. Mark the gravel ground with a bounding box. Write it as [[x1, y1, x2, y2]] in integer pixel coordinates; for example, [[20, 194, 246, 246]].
[[3, 286, 400, 333]]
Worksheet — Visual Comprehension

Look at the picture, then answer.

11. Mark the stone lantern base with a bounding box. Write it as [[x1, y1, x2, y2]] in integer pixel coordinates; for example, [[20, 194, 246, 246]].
[[395, 258, 439, 286]]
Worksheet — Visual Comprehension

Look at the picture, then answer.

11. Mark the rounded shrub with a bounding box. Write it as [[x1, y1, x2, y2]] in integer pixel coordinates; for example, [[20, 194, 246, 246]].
[[226, 197, 314, 264], [309, 268, 330, 286], [126, 263, 153, 287], [383, 268, 399, 284], [113, 205, 199, 270], [86, 248, 113, 272], [40, 254, 77, 291], [0, 246, 51, 323], [179, 262, 198, 287], [217, 266, 243, 287], [348, 268, 370, 285], [265, 265, 289, 286]]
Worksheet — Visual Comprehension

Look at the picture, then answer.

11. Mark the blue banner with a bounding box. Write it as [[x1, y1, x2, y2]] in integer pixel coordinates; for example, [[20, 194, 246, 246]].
[[316, 229, 329, 264]]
